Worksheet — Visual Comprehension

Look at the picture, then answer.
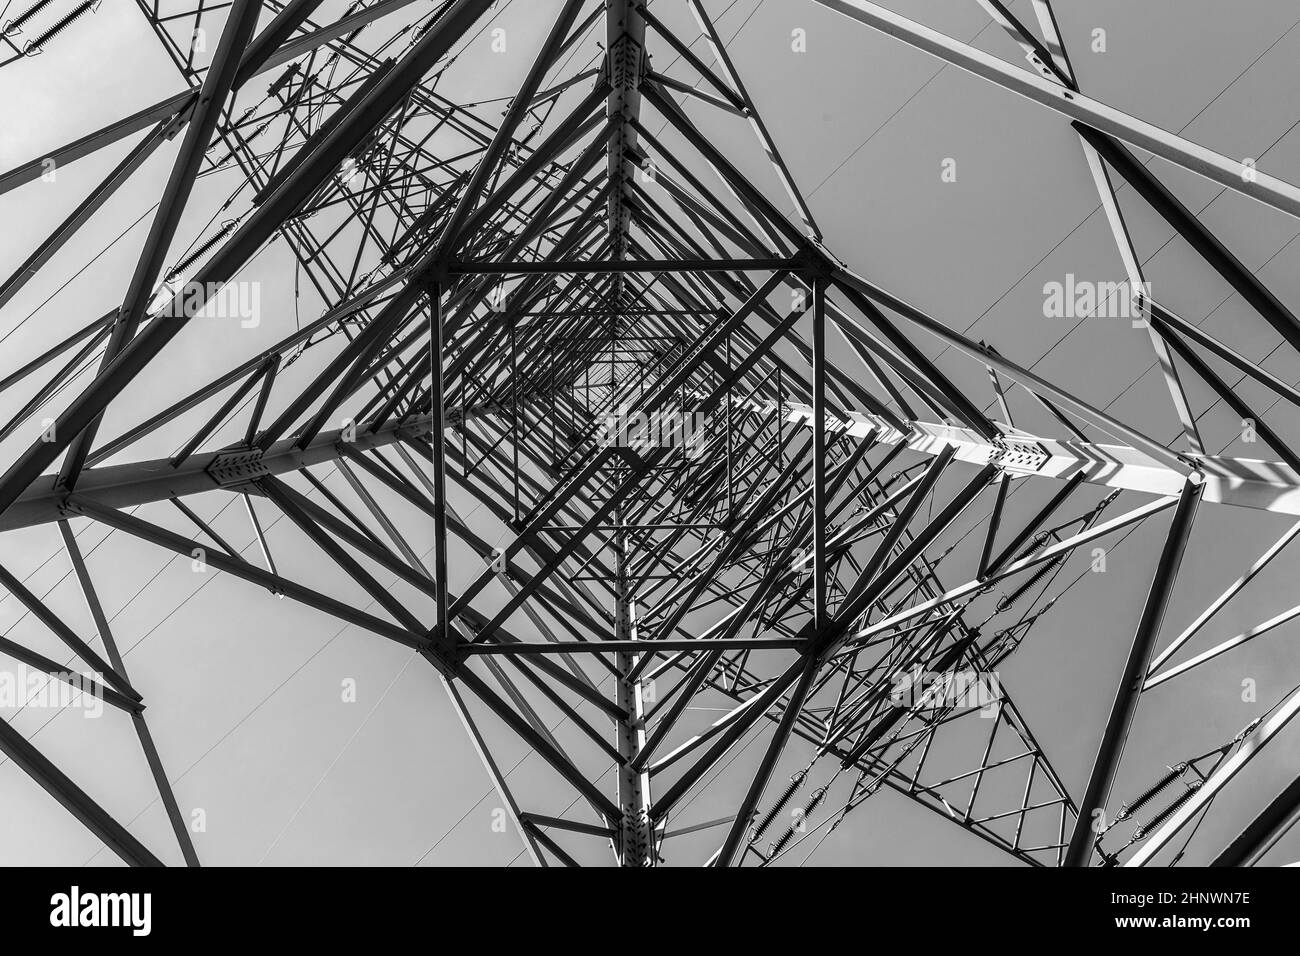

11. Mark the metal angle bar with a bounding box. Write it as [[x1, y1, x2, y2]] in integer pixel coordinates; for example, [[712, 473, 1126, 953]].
[[0, 90, 195, 197], [485, 654, 625, 763], [171, 498, 242, 559], [0, 119, 176, 310], [833, 280, 998, 441], [67, 496, 429, 650], [268, 283, 430, 452], [57, 520, 200, 866], [1147, 517, 1300, 675], [714, 655, 819, 867], [0, 562, 139, 701], [814, 0, 1300, 221], [468, 653, 609, 824], [0, 323, 113, 445], [0, 633, 138, 715], [826, 319, 913, 433], [833, 268, 1193, 475], [1029, 0, 1075, 82], [645, 70, 743, 116], [1144, 600, 1300, 690], [249, 0, 432, 79], [1074, 136, 1204, 455], [170, 364, 271, 469], [662, 815, 735, 840], [1065, 476, 1204, 866], [523, 820, 581, 867], [335, 458, 431, 576], [635, 87, 806, 252], [1148, 301, 1300, 414], [244, 357, 280, 446], [984, 472, 1085, 577], [242, 492, 280, 583], [453, 83, 611, 248], [1212, 770, 1300, 867], [819, 463, 998, 661], [830, 445, 956, 625], [447, 257, 796, 274], [812, 277, 829, 628], [0, 716, 164, 867], [519, 812, 615, 839], [613, 523, 653, 866], [233, 0, 327, 89], [978, 474, 1009, 580], [0, 310, 116, 396], [973, 0, 1071, 87], [58, 0, 267, 492], [532, 66, 604, 109], [1159, 325, 1300, 477], [1126, 682, 1300, 866], [686, 0, 822, 240], [1076, 124, 1300, 356], [428, 279, 451, 652], [604, 0, 648, 306], [462, 638, 805, 656], [435, 0, 589, 257], [649, 656, 807, 821], [275, 471, 439, 599], [4, 414, 436, 534], [453, 663, 622, 823], [848, 495, 1179, 646], [758, 393, 1300, 515], [635, 3, 744, 112], [442, 676, 545, 867], [0, 0, 497, 519], [258, 476, 428, 633]]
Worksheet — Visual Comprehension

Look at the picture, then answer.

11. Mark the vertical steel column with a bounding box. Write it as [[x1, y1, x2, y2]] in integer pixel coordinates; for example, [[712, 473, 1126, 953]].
[[614, 513, 654, 865], [604, 0, 647, 268], [1065, 475, 1203, 865], [429, 278, 450, 647], [511, 309, 521, 523], [812, 277, 828, 628]]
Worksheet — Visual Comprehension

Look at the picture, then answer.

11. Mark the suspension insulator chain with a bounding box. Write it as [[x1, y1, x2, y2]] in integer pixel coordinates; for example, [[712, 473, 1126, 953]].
[[749, 769, 806, 845], [1116, 762, 1189, 822], [1133, 781, 1204, 841], [2, 0, 56, 36], [767, 786, 829, 858], [165, 220, 241, 282], [22, 0, 98, 56]]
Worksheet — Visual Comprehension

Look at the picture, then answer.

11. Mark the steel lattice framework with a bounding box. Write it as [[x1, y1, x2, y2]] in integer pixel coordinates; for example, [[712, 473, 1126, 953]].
[[2, 0, 1300, 867]]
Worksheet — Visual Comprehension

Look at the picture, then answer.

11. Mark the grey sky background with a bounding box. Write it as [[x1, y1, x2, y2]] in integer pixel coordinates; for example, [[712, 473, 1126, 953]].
[[1, 0, 1299, 865]]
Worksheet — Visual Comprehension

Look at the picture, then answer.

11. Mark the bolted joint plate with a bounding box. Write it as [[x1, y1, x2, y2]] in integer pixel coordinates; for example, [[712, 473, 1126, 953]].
[[205, 449, 273, 488], [988, 437, 1051, 476], [420, 634, 465, 680]]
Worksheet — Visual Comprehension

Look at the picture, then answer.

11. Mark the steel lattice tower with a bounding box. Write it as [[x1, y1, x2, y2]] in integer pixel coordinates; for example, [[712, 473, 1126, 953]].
[[1, 0, 1300, 867]]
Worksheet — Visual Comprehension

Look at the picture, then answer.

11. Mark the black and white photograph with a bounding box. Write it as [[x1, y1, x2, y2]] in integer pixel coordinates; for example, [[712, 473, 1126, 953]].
[[0, 0, 1295, 932]]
